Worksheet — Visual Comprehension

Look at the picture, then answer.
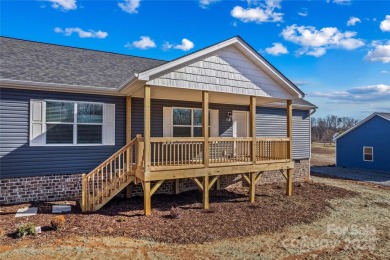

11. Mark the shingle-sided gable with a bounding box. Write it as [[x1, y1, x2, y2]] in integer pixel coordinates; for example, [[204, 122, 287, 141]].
[[147, 45, 293, 99], [0, 37, 166, 89]]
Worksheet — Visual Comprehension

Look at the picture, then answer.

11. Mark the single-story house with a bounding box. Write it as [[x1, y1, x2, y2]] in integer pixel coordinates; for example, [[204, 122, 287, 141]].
[[0, 36, 316, 215], [335, 112, 390, 173]]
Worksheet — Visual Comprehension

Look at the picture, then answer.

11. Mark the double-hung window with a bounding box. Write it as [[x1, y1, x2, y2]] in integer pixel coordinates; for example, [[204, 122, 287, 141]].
[[163, 107, 219, 137], [30, 100, 115, 146], [172, 108, 209, 137], [363, 146, 373, 162]]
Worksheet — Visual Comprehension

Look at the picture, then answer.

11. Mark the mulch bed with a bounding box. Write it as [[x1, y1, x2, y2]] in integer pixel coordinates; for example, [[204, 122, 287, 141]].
[[0, 182, 358, 245]]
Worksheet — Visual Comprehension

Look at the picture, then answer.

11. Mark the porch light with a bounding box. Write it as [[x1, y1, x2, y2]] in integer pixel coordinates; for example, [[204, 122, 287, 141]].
[[226, 112, 232, 122]]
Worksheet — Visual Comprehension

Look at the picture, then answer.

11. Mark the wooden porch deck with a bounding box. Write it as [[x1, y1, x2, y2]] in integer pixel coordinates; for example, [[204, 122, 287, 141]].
[[81, 86, 294, 215]]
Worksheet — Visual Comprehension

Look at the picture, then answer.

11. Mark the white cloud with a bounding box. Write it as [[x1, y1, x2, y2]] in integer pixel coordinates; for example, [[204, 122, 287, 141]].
[[365, 41, 390, 63], [265, 42, 288, 56], [380, 15, 390, 32], [125, 36, 156, 50], [310, 84, 390, 103], [332, 0, 351, 5], [347, 17, 361, 26], [231, 0, 283, 23], [381, 70, 389, 74], [162, 41, 173, 51], [199, 0, 219, 8], [298, 8, 308, 17], [54, 27, 108, 39], [173, 38, 194, 51], [118, 0, 141, 14], [47, 0, 76, 11], [281, 24, 364, 57]]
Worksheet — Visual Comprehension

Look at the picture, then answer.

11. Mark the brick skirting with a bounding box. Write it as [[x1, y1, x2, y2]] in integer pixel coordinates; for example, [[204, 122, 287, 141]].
[[0, 160, 310, 205]]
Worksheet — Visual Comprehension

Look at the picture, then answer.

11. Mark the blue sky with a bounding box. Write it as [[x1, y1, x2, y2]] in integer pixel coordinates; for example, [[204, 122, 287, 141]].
[[1, 0, 389, 119]]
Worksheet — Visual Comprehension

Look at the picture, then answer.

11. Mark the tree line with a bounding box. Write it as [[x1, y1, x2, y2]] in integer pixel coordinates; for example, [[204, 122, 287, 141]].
[[311, 115, 359, 143]]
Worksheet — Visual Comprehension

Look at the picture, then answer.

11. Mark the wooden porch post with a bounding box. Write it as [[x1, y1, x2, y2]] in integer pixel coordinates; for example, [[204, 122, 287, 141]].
[[202, 91, 209, 167], [125, 96, 132, 198], [202, 91, 209, 209], [249, 96, 257, 203], [250, 96, 256, 164], [126, 96, 132, 143], [286, 100, 293, 196], [144, 85, 152, 215]]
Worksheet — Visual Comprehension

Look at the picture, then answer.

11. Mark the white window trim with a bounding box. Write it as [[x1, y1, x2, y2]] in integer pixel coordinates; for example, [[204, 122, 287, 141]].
[[363, 146, 374, 162], [32, 99, 114, 147], [171, 107, 210, 137]]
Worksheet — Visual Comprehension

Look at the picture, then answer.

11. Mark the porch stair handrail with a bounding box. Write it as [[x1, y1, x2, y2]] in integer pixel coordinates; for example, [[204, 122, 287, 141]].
[[81, 135, 144, 212]]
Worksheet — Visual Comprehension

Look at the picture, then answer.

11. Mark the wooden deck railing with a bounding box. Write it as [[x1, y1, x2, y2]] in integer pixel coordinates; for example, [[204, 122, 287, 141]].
[[150, 137, 204, 170], [255, 138, 290, 162], [81, 136, 144, 211], [149, 137, 290, 171]]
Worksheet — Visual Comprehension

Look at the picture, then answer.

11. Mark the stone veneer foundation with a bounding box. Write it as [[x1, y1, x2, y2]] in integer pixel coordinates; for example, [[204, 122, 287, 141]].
[[1, 160, 310, 205]]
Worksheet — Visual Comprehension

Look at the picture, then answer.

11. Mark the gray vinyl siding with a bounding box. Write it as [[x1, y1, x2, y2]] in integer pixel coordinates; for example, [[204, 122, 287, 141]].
[[0, 88, 126, 179], [131, 98, 311, 160]]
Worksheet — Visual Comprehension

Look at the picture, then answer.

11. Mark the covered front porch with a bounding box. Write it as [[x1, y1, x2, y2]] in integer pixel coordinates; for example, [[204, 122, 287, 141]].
[[80, 36, 304, 215], [129, 85, 294, 215]]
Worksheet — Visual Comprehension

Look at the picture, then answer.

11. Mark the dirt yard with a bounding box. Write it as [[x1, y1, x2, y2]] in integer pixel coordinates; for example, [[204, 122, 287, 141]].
[[311, 142, 336, 166], [1, 143, 389, 259]]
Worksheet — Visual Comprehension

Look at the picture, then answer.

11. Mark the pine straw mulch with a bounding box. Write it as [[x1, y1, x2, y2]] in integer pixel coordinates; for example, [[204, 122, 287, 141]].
[[0, 182, 358, 246]]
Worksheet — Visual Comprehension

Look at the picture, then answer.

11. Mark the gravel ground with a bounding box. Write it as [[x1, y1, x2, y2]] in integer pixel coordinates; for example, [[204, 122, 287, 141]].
[[312, 166, 390, 186], [1, 176, 389, 259]]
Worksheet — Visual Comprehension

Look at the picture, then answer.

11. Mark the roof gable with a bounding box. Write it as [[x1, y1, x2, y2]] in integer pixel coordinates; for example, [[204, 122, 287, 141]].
[[137, 36, 303, 99], [145, 45, 293, 99], [335, 112, 390, 140]]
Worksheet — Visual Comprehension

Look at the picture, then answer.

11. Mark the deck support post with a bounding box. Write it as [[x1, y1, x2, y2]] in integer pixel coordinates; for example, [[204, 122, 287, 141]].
[[203, 175, 209, 209], [143, 181, 151, 216], [174, 179, 180, 194], [286, 99, 293, 196], [287, 169, 292, 196], [250, 96, 257, 164], [81, 173, 87, 211], [249, 172, 256, 203]]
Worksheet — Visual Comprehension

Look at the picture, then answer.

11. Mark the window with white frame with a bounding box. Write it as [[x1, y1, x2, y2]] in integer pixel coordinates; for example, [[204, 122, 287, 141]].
[[163, 107, 219, 138], [30, 100, 115, 146], [363, 146, 373, 162], [172, 108, 210, 137]]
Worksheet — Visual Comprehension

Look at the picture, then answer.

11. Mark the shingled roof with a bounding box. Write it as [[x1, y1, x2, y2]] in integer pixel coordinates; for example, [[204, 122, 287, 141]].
[[0, 36, 316, 109], [0, 37, 166, 89]]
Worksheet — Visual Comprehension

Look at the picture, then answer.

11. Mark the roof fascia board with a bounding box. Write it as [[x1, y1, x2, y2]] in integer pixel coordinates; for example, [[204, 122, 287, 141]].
[[138, 38, 238, 81], [377, 114, 390, 122], [335, 113, 378, 140], [0, 78, 124, 96]]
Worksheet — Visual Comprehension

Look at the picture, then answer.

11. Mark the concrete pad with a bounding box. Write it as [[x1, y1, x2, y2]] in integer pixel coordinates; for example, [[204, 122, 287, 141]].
[[52, 204, 72, 213], [15, 207, 38, 218]]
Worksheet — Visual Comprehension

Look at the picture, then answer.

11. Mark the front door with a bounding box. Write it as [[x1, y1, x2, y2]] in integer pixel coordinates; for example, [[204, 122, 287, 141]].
[[232, 111, 249, 137]]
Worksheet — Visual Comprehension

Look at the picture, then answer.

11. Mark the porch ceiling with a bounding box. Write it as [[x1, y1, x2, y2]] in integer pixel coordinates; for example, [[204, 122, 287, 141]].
[[130, 85, 282, 105]]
